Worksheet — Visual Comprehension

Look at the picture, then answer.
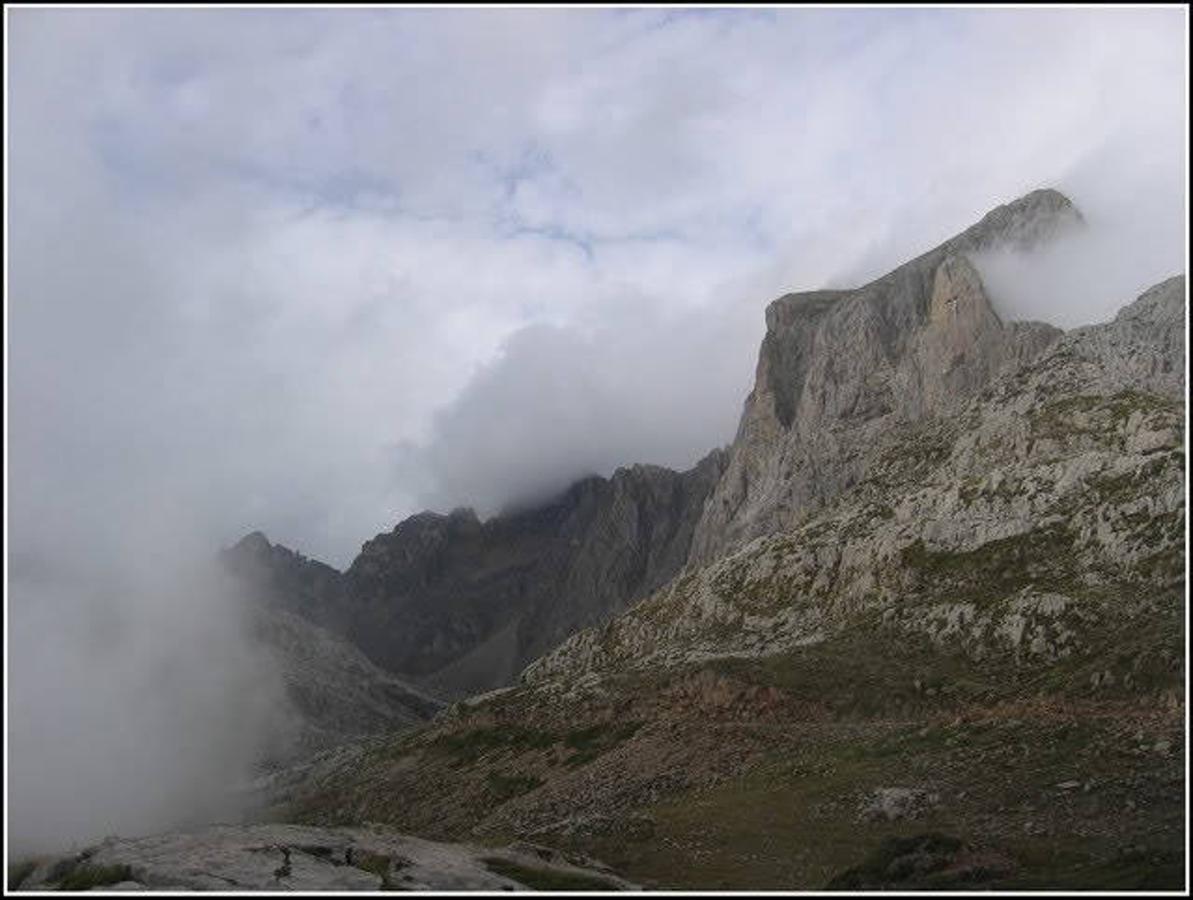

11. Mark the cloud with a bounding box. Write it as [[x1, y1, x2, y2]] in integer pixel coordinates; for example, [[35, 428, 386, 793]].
[[5, 5, 1186, 852], [7, 562, 291, 856], [395, 278, 767, 515]]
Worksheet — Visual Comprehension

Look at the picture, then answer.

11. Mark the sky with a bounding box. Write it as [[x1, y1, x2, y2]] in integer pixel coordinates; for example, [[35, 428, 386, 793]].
[[4, 4, 1188, 856], [7, 6, 1188, 569]]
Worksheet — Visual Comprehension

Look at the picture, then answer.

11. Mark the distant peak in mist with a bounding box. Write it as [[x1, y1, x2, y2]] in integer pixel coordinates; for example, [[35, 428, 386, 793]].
[[950, 186, 1082, 259], [232, 530, 273, 555]]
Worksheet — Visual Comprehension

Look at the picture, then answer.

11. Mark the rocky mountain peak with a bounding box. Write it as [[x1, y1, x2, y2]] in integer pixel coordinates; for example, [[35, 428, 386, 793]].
[[688, 189, 1082, 564], [227, 529, 273, 561], [953, 187, 1082, 254]]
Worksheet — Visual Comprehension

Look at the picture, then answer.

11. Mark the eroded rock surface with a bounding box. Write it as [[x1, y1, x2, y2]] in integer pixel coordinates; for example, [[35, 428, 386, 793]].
[[14, 824, 636, 892]]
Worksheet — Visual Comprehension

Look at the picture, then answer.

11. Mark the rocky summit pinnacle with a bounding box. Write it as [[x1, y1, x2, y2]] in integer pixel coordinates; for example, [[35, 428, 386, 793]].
[[954, 187, 1082, 253], [687, 189, 1078, 563]]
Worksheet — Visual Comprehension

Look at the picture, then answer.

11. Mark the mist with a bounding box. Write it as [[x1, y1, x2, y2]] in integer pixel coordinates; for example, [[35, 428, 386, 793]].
[[5, 6, 1186, 856], [974, 148, 1187, 329], [7, 562, 292, 857]]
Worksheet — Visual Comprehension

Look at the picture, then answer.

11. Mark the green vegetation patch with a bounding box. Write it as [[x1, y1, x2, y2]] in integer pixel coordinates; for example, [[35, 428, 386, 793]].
[[431, 724, 555, 768], [900, 526, 1075, 606], [7, 860, 37, 892], [992, 845, 1184, 891], [1028, 390, 1176, 443], [575, 703, 1182, 891], [824, 832, 967, 889], [710, 627, 1011, 717], [485, 771, 544, 801], [564, 721, 643, 768], [482, 857, 620, 891], [55, 863, 134, 892]]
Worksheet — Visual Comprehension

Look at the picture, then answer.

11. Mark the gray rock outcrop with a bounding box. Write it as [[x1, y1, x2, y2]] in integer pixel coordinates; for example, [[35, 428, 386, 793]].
[[13, 823, 636, 891]]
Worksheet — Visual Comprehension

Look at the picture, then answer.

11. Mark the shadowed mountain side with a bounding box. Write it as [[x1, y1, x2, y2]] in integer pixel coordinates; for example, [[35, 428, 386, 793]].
[[224, 449, 727, 698], [342, 451, 728, 697]]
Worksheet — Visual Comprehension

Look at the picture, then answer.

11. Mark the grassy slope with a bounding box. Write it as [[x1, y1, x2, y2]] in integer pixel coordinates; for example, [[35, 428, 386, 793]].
[[284, 611, 1183, 889]]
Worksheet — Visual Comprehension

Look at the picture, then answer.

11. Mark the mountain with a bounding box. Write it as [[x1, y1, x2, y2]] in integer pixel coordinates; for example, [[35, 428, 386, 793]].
[[343, 451, 727, 695], [259, 191, 1185, 891], [524, 273, 1185, 681], [226, 449, 727, 698], [228, 187, 1086, 700]]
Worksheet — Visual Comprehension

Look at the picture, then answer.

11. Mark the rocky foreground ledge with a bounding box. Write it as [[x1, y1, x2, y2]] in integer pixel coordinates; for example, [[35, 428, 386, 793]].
[[10, 823, 637, 891]]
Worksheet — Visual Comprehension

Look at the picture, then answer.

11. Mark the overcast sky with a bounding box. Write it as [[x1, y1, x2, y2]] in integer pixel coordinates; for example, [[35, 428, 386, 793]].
[[8, 6, 1188, 569]]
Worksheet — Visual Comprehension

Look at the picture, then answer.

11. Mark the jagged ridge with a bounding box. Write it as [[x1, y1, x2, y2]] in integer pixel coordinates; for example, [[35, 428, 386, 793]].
[[226, 449, 728, 697]]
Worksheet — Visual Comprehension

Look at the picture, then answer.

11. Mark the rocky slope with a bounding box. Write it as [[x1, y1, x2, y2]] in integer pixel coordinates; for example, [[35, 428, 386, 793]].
[[255, 192, 1185, 891], [248, 606, 443, 762], [10, 823, 636, 891], [220, 533, 444, 762], [227, 449, 727, 698]]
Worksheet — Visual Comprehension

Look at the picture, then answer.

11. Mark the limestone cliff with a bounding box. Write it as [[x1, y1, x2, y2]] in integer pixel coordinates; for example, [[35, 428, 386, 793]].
[[689, 189, 1079, 564]]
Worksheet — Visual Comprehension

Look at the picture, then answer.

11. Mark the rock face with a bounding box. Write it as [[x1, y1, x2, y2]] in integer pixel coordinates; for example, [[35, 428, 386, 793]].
[[342, 450, 728, 696], [13, 824, 636, 892], [688, 189, 1079, 564]]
